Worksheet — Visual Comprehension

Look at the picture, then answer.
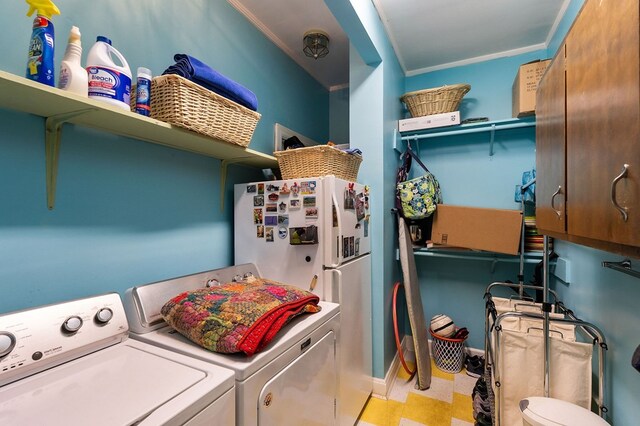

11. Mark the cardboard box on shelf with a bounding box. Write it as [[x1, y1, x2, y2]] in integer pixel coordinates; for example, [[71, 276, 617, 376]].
[[512, 59, 551, 118], [431, 204, 522, 255], [398, 111, 460, 132]]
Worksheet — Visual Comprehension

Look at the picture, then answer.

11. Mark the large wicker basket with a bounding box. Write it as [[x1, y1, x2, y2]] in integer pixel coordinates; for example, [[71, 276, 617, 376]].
[[149, 74, 261, 147], [274, 145, 362, 180], [401, 84, 471, 117]]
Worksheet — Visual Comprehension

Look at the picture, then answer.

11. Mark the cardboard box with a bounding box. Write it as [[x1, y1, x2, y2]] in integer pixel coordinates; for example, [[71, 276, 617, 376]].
[[512, 59, 551, 118], [431, 205, 522, 255], [398, 111, 460, 132]]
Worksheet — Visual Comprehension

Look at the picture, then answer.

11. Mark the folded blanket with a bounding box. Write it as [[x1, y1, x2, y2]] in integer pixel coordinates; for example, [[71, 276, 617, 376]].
[[163, 54, 258, 111], [161, 277, 320, 356]]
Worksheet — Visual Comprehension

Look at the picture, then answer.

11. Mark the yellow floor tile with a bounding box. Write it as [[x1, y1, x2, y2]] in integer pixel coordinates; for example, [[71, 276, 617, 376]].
[[430, 359, 455, 381], [359, 396, 405, 426], [452, 393, 474, 423], [402, 392, 452, 425]]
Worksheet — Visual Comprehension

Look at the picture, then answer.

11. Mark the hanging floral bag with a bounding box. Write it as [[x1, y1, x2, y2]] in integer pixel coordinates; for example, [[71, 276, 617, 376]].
[[396, 146, 442, 220]]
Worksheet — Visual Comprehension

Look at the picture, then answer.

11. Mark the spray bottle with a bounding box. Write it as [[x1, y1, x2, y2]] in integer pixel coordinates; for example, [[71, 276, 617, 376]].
[[25, 0, 60, 86], [58, 26, 88, 96]]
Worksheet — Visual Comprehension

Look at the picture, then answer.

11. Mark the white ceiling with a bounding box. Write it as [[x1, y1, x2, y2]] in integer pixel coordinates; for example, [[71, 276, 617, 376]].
[[229, 0, 570, 89]]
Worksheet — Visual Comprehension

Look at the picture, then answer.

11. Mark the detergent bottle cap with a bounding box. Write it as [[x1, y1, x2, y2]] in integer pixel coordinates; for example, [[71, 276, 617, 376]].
[[25, 0, 60, 19], [96, 35, 112, 45]]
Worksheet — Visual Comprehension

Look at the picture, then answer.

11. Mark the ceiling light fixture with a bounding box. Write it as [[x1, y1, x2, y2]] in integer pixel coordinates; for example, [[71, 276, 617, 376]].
[[303, 30, 330, 59]]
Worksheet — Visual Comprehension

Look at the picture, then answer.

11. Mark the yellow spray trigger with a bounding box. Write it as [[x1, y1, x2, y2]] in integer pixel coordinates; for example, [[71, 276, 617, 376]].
[[26, 0, 60, 19]]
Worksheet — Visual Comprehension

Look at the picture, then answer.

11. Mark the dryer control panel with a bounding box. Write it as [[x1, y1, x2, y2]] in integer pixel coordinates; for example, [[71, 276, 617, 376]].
[[0, 293, 128, 387]]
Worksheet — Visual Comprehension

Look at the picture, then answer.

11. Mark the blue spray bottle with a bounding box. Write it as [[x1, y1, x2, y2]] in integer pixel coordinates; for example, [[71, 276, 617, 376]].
[[25, 0, 60, 86]]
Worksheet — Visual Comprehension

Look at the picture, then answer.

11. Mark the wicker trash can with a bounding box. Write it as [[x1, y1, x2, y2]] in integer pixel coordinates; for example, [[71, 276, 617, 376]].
[[429, 328, 468, 373]]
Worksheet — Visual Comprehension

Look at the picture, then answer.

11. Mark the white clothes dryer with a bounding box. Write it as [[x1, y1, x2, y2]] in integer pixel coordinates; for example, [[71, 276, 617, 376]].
[[0, 293, 235, 426], [124, 263, 341, 425]]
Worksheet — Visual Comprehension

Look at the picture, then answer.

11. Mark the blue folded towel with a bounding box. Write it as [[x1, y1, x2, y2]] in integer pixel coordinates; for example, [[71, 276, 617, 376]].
[[342, 147, 363, 156], [163, 54, 258, 111]]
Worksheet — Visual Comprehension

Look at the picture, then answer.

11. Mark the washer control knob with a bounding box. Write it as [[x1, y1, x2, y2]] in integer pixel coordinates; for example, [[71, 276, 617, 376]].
[[0, 332, 16, 358], [62, 316, 83, 333], [95, 308, 113, 324]]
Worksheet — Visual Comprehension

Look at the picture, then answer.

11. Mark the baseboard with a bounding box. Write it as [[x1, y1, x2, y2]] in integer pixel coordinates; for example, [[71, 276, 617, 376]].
[[372, 336, 413, 398], [373, 338, 484, 398]]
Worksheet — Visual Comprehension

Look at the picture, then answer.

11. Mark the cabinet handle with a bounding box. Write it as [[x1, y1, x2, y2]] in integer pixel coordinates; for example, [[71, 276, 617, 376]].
[[610, 164, 629, 222], [550, 186, 563, 219]]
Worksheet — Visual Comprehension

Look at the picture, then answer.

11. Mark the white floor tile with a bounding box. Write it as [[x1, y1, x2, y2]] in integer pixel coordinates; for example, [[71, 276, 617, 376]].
[[409, 376, 454, 404], [454, 372, 477, 396], [451, 418, 474, 426], [356, 421, 377, 426], [399, 418, 427, 426]]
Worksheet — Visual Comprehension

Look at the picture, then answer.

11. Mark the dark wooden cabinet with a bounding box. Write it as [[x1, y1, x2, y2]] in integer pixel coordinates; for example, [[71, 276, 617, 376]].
[[536, 0, 640, 258], [536, 44, 566, 235]]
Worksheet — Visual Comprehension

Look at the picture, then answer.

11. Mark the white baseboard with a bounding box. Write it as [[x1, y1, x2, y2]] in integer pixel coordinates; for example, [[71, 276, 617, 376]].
[[373, 337, 484, 398]]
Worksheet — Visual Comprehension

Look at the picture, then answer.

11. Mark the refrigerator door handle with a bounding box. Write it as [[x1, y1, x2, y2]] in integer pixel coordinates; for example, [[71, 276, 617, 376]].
[[329, 269, 342, 303], [329, 192, 343, 268]]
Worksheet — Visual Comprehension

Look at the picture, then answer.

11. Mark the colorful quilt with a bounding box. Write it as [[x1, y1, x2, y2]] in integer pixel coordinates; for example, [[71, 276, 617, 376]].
[[161, 277, 321, 356]]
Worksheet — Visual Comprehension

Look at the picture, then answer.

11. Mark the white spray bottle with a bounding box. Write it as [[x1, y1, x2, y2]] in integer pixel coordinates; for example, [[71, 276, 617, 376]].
[[58, 26, 88, 96]]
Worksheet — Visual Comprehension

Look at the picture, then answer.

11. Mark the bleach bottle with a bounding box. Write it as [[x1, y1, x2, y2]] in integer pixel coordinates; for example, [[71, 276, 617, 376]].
[[86, 36, 132, 110], [25, 0, 60, 86]]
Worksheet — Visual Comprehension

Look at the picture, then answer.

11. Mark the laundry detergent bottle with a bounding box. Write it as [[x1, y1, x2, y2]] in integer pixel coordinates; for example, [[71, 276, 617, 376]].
[[25, 0, 60, 86], [86, 36, 132, 110]]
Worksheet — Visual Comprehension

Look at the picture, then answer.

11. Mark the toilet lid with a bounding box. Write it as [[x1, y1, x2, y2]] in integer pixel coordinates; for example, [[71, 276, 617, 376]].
[[519, 397, 609, 426]]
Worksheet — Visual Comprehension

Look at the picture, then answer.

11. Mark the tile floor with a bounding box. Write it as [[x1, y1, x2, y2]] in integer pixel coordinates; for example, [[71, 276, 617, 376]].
[[357, 359, 477, 426]]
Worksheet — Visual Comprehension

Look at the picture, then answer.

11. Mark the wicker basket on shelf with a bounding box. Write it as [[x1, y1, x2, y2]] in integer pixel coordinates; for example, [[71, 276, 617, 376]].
[[149, 74, 261, 147], [400, 84, 471, 117], [274, 145, 362, 180]]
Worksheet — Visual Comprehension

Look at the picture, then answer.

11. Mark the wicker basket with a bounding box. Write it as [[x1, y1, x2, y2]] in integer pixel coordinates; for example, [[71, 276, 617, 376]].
[[149, 74, 261, 147], [274, 145, 362, 180], [401, 84, 471, 117]]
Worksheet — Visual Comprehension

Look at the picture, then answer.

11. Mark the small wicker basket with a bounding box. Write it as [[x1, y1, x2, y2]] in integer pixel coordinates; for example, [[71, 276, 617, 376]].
[[274, 145, 362, 180], [401, 84, 471, 118], [149, 74, 261, 147]]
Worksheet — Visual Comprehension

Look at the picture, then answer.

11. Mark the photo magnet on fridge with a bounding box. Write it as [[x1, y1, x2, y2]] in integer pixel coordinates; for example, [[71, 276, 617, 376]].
[[253, 195, 264, 207], [278, 215, 289, 225], [349, 236, 355, 257], [279, 183, 290, 195], [356, 193, 365, 221], [303, 196, 316, 207], [290, 199, 301, 209], [257, 225, 264, 238], [278, 226, 288, 239], [344, 184, 356, 210], [253, 208, 263, 224], [265, 216, 278, 226], [258, 183, 264, 194], [246, 184, 256, 193], [305, 207, 318, 219], [266, 203, 278, 213], [265, 227, 274, 242], [279, 202, 287, 212], [343, 236, 349, 258], [355, 238, 360, 256]]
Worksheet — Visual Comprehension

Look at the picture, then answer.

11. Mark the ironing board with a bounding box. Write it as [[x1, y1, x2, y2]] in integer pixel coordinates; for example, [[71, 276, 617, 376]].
[[398, 216, 432, 389]]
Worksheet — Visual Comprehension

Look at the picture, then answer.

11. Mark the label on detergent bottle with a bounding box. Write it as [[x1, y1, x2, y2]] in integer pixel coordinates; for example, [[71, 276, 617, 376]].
[[87, 66, 131, 106], [135, 77, 151, 116], [27, 16, 55, 85]]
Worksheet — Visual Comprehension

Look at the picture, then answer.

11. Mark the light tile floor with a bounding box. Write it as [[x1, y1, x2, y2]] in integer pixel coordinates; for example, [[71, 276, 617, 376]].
[[358, 359, 477, 426]]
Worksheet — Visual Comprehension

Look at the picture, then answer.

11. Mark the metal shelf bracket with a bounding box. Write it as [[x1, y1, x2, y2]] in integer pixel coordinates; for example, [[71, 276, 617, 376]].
[[489, 124, 496, 157], [45, 109, 94, 210]]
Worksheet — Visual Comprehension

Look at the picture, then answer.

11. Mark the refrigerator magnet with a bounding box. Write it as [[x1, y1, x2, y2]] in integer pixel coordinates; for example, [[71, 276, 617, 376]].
[[291, 182, 300, 197], [268, 193, 279, 201], [303, 196, 316, 207], [253, 195, 264, 207], [279, 183, 290, 195], [355, 238, 360, 256], [265, 216, 278, 226], [290, 199, 301, 209], [278, 215, 289, 225], [343, 237, 349, 257], [258, 183, 264, 194], [300, 181, 316, 194], [305, 207, 318, 219], [265, 227, 274, 242], [349, 236, 355, 257], [253, 208, 263, 224], [266, 203, 278, 213], [279, 202, 287, 212], [355, 193, 365, 221], [257, 225, 265, 238], [344, 184, 356, 210], [278, 227, 288, 239], [364, 218, 369, 237], [266, 184, 279, 192], [246, 184, 256, 193]]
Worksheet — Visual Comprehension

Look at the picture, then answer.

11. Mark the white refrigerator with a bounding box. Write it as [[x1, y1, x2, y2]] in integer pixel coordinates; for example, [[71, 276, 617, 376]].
[[234, 175, 372, 425]]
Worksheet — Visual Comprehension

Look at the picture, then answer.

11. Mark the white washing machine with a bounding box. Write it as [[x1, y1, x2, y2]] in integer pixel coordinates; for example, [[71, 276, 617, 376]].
[[123, 263, 341, 425], [0, 293, 236, 426]]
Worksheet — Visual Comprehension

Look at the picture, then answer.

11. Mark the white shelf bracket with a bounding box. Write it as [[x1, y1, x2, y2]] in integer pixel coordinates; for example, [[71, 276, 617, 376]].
[[489, 124, 496, 157], [45, 109, 94, 210], [393, 129, 404, 154]]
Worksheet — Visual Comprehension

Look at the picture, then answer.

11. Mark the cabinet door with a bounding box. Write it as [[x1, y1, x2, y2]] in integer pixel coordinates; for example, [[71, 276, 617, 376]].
[[536, 46, 566, 235], [566, 0, 640, 246]]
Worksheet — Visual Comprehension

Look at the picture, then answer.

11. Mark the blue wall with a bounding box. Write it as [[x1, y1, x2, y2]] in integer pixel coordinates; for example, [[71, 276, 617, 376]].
[[0, 0, 329, 312], [329, 87, 350, 145]]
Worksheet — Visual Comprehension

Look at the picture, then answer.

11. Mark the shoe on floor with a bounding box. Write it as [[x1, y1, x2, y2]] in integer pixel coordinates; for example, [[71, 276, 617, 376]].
[[466, 355, 485, 378], [472, 377, 488, 400], [474, 411, 492, 426]]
